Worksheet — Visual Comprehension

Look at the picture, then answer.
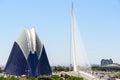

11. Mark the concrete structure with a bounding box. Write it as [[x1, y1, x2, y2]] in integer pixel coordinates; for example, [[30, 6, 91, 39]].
[[102, 63, 120, 71], [101, 59, 113, 66], [4, 28, 52, 77]]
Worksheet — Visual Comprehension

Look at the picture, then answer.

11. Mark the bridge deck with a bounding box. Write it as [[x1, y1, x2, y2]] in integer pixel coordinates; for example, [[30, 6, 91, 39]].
[[66, 71, 99, 80]]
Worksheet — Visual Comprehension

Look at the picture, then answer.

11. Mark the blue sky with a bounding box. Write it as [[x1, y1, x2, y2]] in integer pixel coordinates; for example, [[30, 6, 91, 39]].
[[0, 0, 120, 66]]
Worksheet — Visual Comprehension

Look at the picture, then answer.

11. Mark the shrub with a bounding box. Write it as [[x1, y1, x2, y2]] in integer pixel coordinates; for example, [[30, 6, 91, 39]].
[[6, 76, 19, 80], [66, 76, 83, 80], [51, 75, 63, 80], [115, 73, 120, 79], [27, 76, 36, 80], [37, 75, 54, 80], [0, 76, 5, 80]]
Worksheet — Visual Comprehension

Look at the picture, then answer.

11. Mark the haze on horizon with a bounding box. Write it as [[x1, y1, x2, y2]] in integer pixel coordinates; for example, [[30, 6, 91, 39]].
[[0, 0, 120, 66]]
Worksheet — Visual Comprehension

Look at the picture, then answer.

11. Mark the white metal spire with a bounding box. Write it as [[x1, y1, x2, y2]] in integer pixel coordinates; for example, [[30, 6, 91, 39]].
[[71, 1, 77, 71]]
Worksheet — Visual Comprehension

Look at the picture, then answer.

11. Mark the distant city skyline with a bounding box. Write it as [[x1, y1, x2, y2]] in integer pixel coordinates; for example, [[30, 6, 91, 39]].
[[0, 0, 120, 66]]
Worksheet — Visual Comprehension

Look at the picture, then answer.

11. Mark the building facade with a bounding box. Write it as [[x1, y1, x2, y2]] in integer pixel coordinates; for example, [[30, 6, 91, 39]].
[[4, 28, 52, 77], [101, 59, 113, 66]]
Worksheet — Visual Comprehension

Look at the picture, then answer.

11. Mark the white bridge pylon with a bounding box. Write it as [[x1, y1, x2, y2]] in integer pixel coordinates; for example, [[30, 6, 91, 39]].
[[71, 2, 77, 72], [70, 2, 99, 80]]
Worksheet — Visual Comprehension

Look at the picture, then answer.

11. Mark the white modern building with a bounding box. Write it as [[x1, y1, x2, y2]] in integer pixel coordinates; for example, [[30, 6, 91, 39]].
[[4, 28, 52, 77]]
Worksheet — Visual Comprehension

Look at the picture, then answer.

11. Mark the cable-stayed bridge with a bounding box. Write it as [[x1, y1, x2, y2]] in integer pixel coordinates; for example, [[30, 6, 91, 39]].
[[70, 2, 101, 80]]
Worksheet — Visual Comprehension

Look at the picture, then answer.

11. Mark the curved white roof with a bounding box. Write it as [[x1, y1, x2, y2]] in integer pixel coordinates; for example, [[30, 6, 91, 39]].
[[16, 28, 43, 59]]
